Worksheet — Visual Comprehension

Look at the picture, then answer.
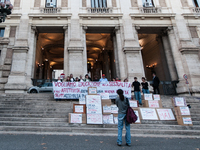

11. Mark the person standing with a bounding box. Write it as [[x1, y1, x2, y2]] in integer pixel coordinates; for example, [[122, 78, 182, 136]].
[[79, 75, 84, 82], [99, 74, 108, 82], [132, 77, 142, 105], [141, 77, 150, 94], [115, 89, 131, 147], [69, 74, 75, 82], [84, 74, 91, 82], [152, 73, 160, 94], [57, 77, 62, 82]]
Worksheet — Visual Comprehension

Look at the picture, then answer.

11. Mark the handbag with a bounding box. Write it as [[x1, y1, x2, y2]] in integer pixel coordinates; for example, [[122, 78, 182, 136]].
[[126, 98, 138, 124]]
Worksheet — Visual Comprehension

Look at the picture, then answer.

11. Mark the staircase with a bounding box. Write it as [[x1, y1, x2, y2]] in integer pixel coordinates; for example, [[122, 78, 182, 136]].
[[0, 94, 199, 138]]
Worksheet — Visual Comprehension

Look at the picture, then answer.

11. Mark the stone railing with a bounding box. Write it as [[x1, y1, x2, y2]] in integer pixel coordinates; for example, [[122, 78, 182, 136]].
[[87, 7, 112, 13], [140, 7, 161, 13], [192, 7, 200, 13], [40, 8, 61, 13]]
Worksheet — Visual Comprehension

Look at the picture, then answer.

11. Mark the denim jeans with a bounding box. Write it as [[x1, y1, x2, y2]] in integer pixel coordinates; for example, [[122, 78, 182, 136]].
[[134, 91, 142, 104], [142, 89, 150, 94], [117, 114, 131, 145]]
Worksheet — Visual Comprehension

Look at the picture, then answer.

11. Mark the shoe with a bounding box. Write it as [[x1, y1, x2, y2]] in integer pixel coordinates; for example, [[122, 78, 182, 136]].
[[117, 143, 121, 146], [126, 143, 131, 147]]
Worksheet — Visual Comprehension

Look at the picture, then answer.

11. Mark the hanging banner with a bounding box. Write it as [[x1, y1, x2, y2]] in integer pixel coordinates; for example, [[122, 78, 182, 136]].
[[53, 81, 131, 99]]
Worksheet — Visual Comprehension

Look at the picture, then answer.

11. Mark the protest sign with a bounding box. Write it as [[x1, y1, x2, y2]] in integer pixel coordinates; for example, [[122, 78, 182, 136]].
[[87, 114, 103, 124], [73, 104, 86, 114], [182, 117, 192, 124], [103, 114, 114, 124], [156, 109, 175, 120], [86, 95, 102, 114], [153, 95, 160, 100], [148, 100, 160, 108], [53, 81, 131, 99], [180, 107, 190, 115], [111, 105, 118, 114], [140, 108, 158, 120], [100, 93, 109, 99], [144, 94, 153, 100], [129, 100, 138, 107], [172, 97, 186, 107], [70, 113, 82, 124], [88, 87, 97, 95]]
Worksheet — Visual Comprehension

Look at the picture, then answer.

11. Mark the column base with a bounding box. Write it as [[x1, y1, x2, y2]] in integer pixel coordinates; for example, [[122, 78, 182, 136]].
[[4, 84, 27, 94]]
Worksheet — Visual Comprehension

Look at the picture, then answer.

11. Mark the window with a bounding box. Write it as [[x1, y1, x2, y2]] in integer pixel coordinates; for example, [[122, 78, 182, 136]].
[[142, 0, 154, 7], [91, 0, 107, 8], [0, 29, 5, 37], [193, 0, 200, 7], [46, 0, 57, 8]]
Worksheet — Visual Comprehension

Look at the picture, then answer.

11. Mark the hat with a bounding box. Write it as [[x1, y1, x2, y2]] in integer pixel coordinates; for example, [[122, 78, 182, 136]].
[[102, 74, 105, 77]]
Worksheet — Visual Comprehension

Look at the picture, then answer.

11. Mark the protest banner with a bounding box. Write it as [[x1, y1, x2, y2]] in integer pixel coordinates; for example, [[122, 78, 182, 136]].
[[140, 108, 158, 120], [156, 109, 175, 120], [53, 81, 131, 99], [100, 93, 109, 99]]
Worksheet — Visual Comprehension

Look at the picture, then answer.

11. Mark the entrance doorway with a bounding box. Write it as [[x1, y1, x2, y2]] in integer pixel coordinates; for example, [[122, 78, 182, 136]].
[[86, 32, 116, 81]]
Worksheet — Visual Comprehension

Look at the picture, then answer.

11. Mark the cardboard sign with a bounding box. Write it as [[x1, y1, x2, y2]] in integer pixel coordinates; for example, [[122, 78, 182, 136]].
[[173, 97, 186, 106], [182, 117, 192, 124], [103, 114, 114, 124], [88, 87, 97, 95], [87, 114, 103, 124], [100, 93, 109, 99], [153, 94, 160, 100], [79, 94, 86, 104], [86, 95, 102, 114], [75, 105, 83, 113], [71, 114, 82, 124], [113, 114, 118, 124], [129, 100, 138, 108], [111, 105, 118, 114], [148, 100, 160, 108], [157, 109, 175, 120], [180, 107, 190, 115], [134, 110, 141, 123], [144, 94, 153, 100], [103, 105, 111, 113], [140, 108, 158, 120]]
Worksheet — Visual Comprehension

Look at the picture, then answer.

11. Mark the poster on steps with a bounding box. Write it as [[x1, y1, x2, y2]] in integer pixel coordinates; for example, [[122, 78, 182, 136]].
[[71, 114, 82, 124], [182, 117, 192, 124], [103, 114, 114, 124], [87, 114, 103, 124], [180, 107, 190, 115], [156, 109, 175, 120], [140, 108, 158, 120], [86, 95, 102, 114], [153, 95, 160, 100], [173, 97, 186, 106], [144, 94, 153, 100]]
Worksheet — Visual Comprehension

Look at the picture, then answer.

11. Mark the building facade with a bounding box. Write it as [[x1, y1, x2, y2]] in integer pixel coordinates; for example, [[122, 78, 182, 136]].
[[0, 0, 200, 95]]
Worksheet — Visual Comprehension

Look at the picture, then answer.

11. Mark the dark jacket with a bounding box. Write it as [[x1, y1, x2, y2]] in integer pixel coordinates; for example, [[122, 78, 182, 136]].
[[116, 97, 130, 114], [153, 76, 160, 87]]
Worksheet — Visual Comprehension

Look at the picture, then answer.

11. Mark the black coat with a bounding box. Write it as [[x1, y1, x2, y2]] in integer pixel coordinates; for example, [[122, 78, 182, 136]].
[[153, 76, 160, 87]]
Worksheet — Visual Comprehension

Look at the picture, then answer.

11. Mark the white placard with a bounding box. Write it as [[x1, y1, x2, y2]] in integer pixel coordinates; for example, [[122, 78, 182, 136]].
[[173, 97, 186, 106], [103, 114, 114, 124], [79, 95, 86, 104], [153, 95, 160, 100], [134, 110, 140, 123], [180, 107, 190, 115], [88, 87, 97, 95], [140, 108, 158, 120], [114, 116, 118, 124], [144, 94, 153, 100], [87, 114, 103, 124], [111, 105, 118, 114], [129, 100, 138, 108], [71, 114, 82, 124], [103, 105, 111, 113], [86, 95, 102, 114], [75, 105, 84, 113], [157, 109, 175, 120], [183, 117, 192, 124], [148, 100, 160, 108], [100, 93, 109, 99]]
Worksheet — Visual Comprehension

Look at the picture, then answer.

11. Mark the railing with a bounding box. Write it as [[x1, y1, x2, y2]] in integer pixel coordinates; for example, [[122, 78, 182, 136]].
[[88, 7, 112, 13], [140, 7, 161, 13], [192, 7, 200, 13], [40, 8, 61, 13]]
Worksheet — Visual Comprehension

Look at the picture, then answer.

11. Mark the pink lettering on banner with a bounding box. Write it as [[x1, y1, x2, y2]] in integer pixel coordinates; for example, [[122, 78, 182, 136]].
[[124, 90, 129, 95], [105, 90, 115, 94], [55, 93, 64, 98], [61, 88, 81, 93]]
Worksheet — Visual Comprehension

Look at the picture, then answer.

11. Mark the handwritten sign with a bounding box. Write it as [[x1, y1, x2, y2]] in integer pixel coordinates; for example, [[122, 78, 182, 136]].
[[75, 105, 84, 113], [87, 114, 103, 124], [86, 95, 102, 114], [134, 110, 140, 123], [148, 100, 159, 108], [103, 114, 114, 124], [113, 116, 118, 124], [88, 87, 97, 95], [144, 94, 153, 100], [173, 97, 186, 106], [153, 95, 160, 100], [157, 109, 175, 120], [53, 81, 131, 99], [71, 114, 82, 124], [111, 105, 118, 114], [129, 100, 138, 108], [100, 93, 109, 99], [180, 107, 190, 115], [140, 108, 158, 120], [182, 117, 192, 124], [103, 105, 111, 113]]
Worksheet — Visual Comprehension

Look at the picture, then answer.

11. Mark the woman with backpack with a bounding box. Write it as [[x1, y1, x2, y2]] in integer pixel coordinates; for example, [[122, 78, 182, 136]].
[[116, 89, 131, 147]]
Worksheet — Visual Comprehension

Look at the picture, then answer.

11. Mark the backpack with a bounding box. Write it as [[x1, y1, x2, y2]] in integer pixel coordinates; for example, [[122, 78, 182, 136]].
[[126, 98, 138, 124]]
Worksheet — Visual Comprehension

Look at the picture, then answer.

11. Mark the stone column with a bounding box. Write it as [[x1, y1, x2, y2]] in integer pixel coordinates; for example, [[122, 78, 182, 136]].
[[86, 0, 91, 7], [63, 26, 69, 77], [162, 35, 178, 81], [82, 26, 88, 76], [113, 33, 120, 78], [41, 0, 45, 7], [103, 50, 110, 80], [137, 0, 143, 7]]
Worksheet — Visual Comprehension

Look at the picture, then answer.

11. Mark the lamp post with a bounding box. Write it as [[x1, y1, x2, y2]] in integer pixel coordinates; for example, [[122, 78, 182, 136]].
[[0, 0, 13, 23]]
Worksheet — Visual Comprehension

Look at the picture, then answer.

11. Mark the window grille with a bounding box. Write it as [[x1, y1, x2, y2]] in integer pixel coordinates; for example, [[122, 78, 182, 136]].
[[91, 0, 107, 8]]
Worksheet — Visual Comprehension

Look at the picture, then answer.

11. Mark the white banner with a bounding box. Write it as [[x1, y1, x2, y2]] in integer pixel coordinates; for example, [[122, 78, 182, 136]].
[[53, 81, 131, 99]]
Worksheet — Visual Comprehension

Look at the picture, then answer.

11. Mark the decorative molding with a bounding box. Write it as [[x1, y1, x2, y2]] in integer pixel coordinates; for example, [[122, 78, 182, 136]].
[[0, 38, 10, 45], [180, 47, 200, 54], [123, 47, 141, 53], [12, 46, 29, 53], [68, 47, 84, 52]]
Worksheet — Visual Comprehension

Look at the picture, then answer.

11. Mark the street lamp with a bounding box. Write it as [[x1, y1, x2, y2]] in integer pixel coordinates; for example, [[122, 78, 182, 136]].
[[0, 0, 13, 23]]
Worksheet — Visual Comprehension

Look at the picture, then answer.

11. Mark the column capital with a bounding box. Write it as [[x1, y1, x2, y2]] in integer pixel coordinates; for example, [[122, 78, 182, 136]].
[[82, 26, 88, 30]]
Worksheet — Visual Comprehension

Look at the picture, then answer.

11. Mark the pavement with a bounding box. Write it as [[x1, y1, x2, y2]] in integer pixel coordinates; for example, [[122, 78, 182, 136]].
[[0, 134, 199, 150]]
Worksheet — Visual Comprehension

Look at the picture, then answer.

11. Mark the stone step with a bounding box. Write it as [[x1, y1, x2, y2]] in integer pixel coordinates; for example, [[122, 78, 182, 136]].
[[0, 109, 72, 114], [0, 126, 200, 136], [0, 113, 68, 118], [0, 117, 67, 122], [0, 107, 73, 111]]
